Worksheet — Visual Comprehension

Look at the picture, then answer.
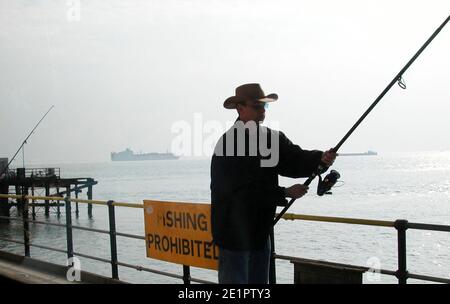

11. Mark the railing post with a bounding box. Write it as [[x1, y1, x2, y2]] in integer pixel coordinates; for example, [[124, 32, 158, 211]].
[[31, 186, 36, 220], [65, 196, 74, 262], [269, 228, 276, 284], [45, 185, 50, 217], [183, 265, 191, 284], [107, 200, 119, 280], [87, 185, 93, 218], [0, 183, 10, 218], [22, 194, 30, 257], [57, 186, 61, 217], [395, 219, 409, 284], [75, 189, 79, 218]]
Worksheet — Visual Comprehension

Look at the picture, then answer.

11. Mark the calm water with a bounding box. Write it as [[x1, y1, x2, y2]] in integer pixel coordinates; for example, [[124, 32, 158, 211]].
[[1, 151, 450, 283]]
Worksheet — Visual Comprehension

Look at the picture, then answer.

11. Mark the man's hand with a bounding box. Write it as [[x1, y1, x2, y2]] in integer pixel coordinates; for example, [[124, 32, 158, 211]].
[[284, 184, 309, 199], [321, 149, 337, 167]]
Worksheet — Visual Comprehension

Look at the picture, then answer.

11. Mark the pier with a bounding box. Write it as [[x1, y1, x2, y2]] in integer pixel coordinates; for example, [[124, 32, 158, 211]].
[[0, 166, 97, 218]]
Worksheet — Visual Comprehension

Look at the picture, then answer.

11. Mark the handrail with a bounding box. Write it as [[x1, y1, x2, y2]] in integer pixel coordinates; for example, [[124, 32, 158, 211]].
[[1, 193, 450, 284], [2, 194, 448, 230], [279, 213, 395, 227], [0, 194, 143, 208], [0, 194, 439, 229]]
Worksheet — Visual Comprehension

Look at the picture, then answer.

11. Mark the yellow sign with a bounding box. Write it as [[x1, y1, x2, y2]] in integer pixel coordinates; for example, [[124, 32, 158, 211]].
[[143, 200, 219, 270]]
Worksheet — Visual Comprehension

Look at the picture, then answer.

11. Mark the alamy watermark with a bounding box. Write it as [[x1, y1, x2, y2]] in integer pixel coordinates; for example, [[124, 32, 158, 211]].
[[171, 113, 281, 167], [66, 0, 81, 22], [66, 257, 81, 282], [366, 256, 381, 282]]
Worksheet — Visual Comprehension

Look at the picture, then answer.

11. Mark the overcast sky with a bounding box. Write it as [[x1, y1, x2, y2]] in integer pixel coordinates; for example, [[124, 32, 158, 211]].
[[1, 0, 449, 165]]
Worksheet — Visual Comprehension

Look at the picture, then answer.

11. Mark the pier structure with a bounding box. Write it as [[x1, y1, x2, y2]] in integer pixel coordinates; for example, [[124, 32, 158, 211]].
[[0, 167, 97, 218]]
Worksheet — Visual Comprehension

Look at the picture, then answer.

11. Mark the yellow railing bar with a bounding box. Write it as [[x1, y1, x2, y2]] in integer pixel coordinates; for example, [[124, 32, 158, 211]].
[[0, 194, 143, 208], [68, 198, 109, 206], [110, 202, 143, 208], [67, 198, 142, 208], [1, 194, 394, 226], [279, 213, 395, 227], [26, 195, 66, 201]]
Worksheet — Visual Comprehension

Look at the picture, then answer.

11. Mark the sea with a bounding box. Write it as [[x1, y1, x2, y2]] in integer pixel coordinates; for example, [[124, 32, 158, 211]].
[[1, 151, 450, 284]]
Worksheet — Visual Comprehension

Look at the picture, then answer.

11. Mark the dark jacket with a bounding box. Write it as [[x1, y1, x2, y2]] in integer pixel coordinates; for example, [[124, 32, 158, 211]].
[[210, 121, 323, 250]]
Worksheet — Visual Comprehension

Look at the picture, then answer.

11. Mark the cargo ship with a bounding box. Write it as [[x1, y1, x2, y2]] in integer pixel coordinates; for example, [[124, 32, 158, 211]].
[[111, 148, 179, 161], [339, 150, 377, 156]]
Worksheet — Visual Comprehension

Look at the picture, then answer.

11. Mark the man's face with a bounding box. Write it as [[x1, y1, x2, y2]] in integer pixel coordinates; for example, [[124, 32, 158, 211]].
[[237, 100, 268, 123]]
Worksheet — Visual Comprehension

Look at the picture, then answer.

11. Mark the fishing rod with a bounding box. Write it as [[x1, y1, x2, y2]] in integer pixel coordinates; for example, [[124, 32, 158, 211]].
[[274, 15, 450, 225], [0, 105, 55, 176]]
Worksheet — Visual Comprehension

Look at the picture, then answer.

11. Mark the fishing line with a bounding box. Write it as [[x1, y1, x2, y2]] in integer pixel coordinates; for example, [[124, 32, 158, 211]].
[[274, 15, 450, 225]]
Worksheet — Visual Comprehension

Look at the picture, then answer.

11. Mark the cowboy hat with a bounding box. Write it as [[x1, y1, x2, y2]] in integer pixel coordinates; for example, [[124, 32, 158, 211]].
[[223, 83, 278, 109]]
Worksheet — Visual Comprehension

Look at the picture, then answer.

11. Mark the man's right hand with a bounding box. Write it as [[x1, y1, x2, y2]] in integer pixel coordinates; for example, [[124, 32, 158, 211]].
[[284, 184, 309, 199]]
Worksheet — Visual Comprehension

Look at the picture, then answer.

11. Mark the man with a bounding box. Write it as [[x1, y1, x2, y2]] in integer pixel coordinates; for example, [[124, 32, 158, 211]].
[[210, 83, 336, 284]]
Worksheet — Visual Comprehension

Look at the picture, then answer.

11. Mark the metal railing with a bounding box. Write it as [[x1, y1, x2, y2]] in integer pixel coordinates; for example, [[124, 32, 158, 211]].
[[25, 168, 60, 179], [1, 168, 61, 179], [0, 193, 449, 284], [0, 194, 209, 284], [270, 213, 450, 284]]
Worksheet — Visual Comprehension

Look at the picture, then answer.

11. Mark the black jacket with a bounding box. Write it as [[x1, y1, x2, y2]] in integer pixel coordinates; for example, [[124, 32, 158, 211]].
[[210, 121, 323, 250]]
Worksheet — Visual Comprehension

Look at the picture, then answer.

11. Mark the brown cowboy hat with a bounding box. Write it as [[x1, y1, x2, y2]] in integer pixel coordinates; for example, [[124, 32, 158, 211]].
[[223, 83, 278, 109]]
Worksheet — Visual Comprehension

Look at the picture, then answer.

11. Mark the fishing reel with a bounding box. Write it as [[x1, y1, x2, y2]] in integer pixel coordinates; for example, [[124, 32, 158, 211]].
[[317, 169, 341, 196]]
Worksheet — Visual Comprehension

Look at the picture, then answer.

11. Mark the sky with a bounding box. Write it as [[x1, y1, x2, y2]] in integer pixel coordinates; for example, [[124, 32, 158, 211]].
[[0, 0, 449, 165]]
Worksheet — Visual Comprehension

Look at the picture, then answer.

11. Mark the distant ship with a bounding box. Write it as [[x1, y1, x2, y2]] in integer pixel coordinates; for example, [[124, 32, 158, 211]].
[[111, 148, 179, 161], [339, 150, 378, 156]]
